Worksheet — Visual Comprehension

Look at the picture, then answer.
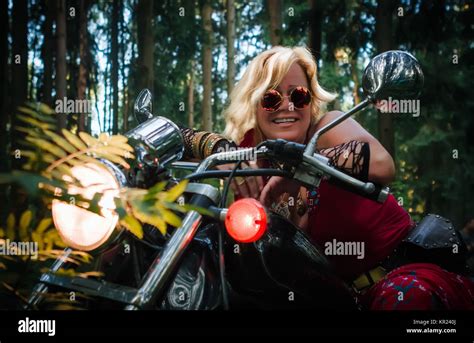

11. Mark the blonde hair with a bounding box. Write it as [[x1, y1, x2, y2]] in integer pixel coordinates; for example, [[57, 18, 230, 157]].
[[223, 46, 336, 144]]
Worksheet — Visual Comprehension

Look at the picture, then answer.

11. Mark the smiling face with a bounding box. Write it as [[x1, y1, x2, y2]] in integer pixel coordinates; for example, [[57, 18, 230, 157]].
[[256, 63, 312, 144]]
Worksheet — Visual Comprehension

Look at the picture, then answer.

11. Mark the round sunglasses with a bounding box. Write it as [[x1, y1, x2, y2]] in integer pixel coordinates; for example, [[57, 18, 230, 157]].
[[261, 86, 311, 112]]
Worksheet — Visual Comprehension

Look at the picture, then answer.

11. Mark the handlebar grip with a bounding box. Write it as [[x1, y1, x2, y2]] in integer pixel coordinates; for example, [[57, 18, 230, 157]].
[[327, 177, 390, 203]]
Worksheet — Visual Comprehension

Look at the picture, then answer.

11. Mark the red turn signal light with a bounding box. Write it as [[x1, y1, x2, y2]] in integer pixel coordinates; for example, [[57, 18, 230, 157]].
[[225, 198, 267, 243]]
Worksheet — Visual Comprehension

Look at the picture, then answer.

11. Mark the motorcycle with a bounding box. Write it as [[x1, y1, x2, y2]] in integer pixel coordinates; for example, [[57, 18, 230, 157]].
[[25, 50, 453, 311]]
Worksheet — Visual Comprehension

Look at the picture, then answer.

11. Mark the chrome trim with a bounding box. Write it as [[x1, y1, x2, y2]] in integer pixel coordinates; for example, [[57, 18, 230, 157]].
[[100, 158, 128, 187], [126, 116, 184, 167], [219, 208, 228, 222], [25, 248, 73, 308], [170, 161, 199, 171], [195, 147, 268, 173], [125, 210, 203, 309], [134, 89, 153, 124], [185, 183, 220, 204], [378, 187, 390, 203], [305, 99, 370, 156]]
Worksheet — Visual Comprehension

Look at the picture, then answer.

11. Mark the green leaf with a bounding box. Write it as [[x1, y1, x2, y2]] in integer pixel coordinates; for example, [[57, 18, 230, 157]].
[[14, 126, 42, 137], [108, 136, 134, 152], [142, 181, 167, 201], [19, 210, 33, 241], [55, 164, 74, 178], [74, 154, 103, 166], [18, 105, 56, 123], [18, 150, 38, 160], [62, 129, 87, 150], [42, 153, 57, 164], [98, 133, 110, 142], [96, 152, 129, 169], [162, 201, 188, 213], [16, 114, 55, 130], [0, 171, 66, 196], [100, 145, 132, 157], [164, 180, 189, 202], [25, 137, 67, 158], [35, 102, 56, 115], [180, 204, 214, 217], [160, 208, 182, 227], [133, 210, 167, 235], [78, 132, 98, 147], [120, 215, 143, 239], [109, 135, 128, 144], [6, 213, 15, 240], [43, 130, 76, 154], [148, 181, 167, 194]]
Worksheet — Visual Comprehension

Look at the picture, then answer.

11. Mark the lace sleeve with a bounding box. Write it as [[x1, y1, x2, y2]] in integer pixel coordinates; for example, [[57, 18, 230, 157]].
[[178, 124, 237, 160], [317, 140, 370, 181]]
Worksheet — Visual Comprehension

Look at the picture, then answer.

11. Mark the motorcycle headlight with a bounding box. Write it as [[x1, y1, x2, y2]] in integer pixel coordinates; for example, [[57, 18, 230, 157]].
[[52, 162, 122, 251]]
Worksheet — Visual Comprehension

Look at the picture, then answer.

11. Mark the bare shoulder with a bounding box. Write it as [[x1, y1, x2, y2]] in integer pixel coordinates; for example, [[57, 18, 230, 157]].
[[307, 110, 344, 137], [317, 110, 344, 127]]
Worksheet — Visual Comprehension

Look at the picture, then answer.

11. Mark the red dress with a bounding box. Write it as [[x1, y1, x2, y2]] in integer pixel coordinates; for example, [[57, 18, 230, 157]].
[[238, 129, 474, 310]]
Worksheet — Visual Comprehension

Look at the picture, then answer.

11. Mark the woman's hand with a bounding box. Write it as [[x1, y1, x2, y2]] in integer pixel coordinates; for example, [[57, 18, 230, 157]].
[[215, 161, 264, 199], [259, 176, 300, 208]]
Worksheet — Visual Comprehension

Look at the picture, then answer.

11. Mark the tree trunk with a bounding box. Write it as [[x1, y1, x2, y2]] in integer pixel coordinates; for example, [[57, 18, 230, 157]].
[[77, 0, 89, 132], [29, 31, 39, 101], [308, 0, 323, 66], [56, 0, 67, 130], [201, 0, 213, 131], [41, 0, 54, 106], [375, 0, 395, 158], [350, 56, 360, 105], [187, 60, 195, 129], [11, 0, 28, 162], [111, 0, 119, 134], [126, 30, 136, 131], [12, 0, 28, 111], [267, 0, 282, 46], [226, 0, 236, 96], [0, 0, 10, 174], [0, 0, 8, 220], [120, 0, 127, 132], [10, 0, 28, 215], [136, 0, 154, 94]]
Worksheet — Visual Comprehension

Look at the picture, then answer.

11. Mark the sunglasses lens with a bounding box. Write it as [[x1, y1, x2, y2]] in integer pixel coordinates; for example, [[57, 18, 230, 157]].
[[291, 87, 311, 109], [262, 90, 282, 112]]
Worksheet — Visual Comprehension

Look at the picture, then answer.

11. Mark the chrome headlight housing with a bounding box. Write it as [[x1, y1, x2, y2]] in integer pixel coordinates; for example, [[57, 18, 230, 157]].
[[51, 161, 126, 252]]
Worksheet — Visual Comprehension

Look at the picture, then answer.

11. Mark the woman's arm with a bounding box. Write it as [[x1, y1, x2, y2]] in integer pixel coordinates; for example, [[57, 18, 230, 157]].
[[179, 125, 237, 160], [314, 110, 396, 185]]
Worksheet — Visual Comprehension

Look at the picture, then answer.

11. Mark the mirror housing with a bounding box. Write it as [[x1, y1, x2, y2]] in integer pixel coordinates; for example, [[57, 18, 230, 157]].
[[362, 50, 424, 102], [134, 89, 153, 124], [305, 50, 424, 157]]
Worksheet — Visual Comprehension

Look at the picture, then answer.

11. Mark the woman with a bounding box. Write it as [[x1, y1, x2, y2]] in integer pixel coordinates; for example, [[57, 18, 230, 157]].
[[217, 46, 474, 310]]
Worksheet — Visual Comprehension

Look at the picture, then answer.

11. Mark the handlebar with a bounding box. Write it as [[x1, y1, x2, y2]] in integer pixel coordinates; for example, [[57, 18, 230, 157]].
[[327, 177, 390, 203], [188, 139, 390, 203]]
